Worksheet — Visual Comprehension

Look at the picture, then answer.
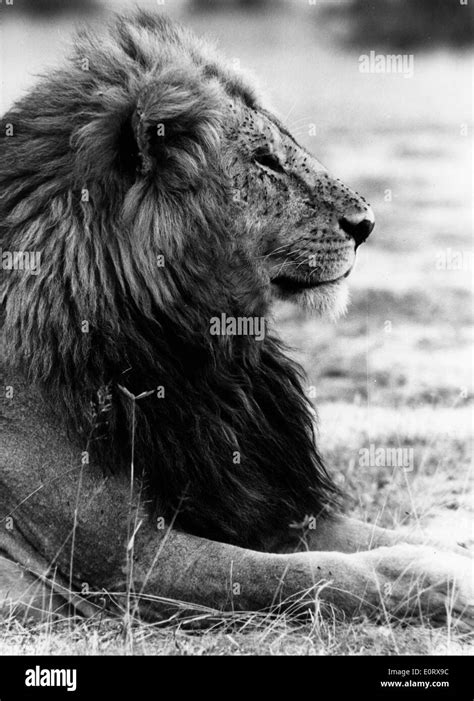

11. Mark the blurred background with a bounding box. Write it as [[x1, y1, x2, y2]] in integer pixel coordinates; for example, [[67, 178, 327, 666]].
[[1, 0, 472, 540]]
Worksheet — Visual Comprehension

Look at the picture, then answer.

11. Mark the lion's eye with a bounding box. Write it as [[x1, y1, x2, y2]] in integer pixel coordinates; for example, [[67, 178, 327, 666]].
[[253, 151, 285, 175]]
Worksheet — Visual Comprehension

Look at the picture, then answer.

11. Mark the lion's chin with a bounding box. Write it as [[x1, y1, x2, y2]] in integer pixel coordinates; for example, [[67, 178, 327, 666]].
[[273, 279, 349, 321]]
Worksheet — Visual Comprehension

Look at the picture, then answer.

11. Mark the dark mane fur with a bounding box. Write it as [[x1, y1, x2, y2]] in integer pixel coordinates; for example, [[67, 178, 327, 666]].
[[0, 11, 339, 548]]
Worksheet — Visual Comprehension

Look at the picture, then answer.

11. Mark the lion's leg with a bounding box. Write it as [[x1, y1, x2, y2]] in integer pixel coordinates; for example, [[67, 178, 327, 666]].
[[1, 513, 472, 628], [107, 523, 473, 630], [0, 554, 71, 621], [0, 533, 100, 622], [294, 515, 471, 557]]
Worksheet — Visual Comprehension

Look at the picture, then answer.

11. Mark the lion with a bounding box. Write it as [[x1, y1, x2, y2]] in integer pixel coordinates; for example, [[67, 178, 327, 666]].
[[0, 11, 472, 629]]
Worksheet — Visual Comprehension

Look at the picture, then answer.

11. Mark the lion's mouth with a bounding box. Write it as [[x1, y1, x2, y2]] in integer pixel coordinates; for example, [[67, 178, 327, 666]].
[[271, 268, 352, 294]]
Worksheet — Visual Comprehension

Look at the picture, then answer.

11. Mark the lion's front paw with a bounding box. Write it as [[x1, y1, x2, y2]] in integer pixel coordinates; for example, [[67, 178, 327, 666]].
[[361, 544, 474, 631]]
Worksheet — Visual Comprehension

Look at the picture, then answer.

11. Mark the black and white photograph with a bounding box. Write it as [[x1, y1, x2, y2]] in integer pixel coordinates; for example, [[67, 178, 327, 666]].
[[0, 0, 472, 692]]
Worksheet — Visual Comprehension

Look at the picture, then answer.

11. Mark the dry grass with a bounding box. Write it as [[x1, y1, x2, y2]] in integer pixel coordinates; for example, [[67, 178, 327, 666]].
[[1, 607, 472, 656], [0, 1, 472, 655]]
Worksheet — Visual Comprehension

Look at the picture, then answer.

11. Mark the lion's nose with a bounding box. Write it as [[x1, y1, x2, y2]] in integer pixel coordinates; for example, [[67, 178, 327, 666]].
[[339, 208, 375, 247]]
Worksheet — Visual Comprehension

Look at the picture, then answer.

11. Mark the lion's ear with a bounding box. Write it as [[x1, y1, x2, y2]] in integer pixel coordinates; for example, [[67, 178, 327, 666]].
[[131, 65, 222, 188]]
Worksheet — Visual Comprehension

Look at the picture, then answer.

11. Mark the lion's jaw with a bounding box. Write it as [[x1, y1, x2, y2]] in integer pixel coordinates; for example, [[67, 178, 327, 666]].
[[272, 277, 351, 320]]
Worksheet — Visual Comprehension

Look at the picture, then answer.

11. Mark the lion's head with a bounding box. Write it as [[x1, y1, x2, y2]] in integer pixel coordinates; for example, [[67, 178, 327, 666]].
[[128, 48, 375, 319], [127, 15, 374, 320], [0, 12, 374, 546]]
